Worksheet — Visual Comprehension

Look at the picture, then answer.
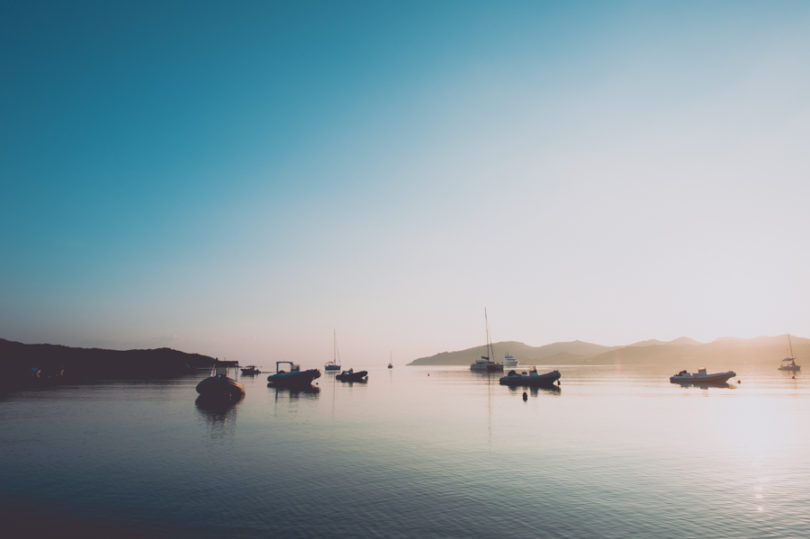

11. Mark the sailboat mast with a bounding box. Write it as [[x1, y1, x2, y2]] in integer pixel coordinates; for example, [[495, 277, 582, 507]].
[[788, 333, 794, 359], [484, 307, 492, 360], [333, 330, 337, 362]]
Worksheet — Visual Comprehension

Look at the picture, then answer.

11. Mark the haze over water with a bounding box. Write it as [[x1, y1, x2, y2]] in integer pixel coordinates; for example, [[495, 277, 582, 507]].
[[2, 365, 808, 538], [3, 1, 810, 536]]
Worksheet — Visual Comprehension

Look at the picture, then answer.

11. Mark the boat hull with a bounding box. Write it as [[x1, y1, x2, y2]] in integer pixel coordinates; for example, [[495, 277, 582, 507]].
[[499, 369, 561, 387], [267, 369, 321, 387], [196, 375, 245, 401], [470, 363, 504, 372], [336, 370, 368, 382]]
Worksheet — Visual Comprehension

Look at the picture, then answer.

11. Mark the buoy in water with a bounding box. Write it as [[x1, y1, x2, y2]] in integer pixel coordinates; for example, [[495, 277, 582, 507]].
[[522, 392, 528, 401], [738, 379, 741, 384]]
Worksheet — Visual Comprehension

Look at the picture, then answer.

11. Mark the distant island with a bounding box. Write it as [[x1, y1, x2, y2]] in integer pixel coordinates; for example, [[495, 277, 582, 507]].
[[409, 335, 807, 372], [0, 338, 220, 388]]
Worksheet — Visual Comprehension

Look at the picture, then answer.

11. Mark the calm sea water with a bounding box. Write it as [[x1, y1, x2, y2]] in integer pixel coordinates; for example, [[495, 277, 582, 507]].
[[1, 365, 808, 538]]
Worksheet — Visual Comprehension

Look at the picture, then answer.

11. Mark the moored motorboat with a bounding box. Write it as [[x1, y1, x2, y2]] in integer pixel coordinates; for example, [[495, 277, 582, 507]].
[[669, 368, 736, 385], [336, 368, 368, 382], [240, 365, 260, 375], [499, 367, 561, 387], [196, 372, 245, 402], [267, 361, 321, 387]]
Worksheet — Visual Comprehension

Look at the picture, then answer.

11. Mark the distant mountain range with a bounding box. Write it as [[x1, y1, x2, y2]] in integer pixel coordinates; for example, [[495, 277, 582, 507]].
[[409, 340, 618, 366], [408, 335, 807, 372], [0, 338, 218, 388]]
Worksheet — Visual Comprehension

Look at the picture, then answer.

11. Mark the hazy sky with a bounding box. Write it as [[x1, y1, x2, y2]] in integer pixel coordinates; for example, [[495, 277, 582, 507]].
[[2, 1, 810, 366]]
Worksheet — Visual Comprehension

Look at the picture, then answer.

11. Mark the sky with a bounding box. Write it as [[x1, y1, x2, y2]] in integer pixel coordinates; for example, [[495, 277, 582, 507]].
[[2, 0, 810, 367]]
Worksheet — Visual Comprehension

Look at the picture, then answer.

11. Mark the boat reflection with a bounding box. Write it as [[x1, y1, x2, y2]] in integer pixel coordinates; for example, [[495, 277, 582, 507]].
[[195, 395, 241, 438], [672, 381, 735, 389], [195, 394, 244, 415], [269, 384, 320, 400], [506, 384, 561, 397]]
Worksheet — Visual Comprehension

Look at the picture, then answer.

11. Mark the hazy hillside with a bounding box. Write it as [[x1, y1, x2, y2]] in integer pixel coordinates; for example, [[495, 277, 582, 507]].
[[409, 335, 808, 373], [408, 340, 617, 366], [589, 335, 809, 372]]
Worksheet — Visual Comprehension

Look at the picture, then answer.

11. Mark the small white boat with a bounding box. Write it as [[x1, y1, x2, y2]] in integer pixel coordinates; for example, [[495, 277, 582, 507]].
[[502, 353, 518, 367], [669, 368, 736, 385]]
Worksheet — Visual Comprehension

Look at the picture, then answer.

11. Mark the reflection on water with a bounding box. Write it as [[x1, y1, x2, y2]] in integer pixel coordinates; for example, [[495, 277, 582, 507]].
[[672, 381, 736, 390], [504, 384, 561, 397], [195, 395, 241, 439], [268, 384, 320, 399], [1, 366, 809, 538]]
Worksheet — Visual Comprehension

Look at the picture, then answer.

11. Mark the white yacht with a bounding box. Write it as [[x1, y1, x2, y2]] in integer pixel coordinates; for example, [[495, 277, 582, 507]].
[[502, 353, 518, 367]]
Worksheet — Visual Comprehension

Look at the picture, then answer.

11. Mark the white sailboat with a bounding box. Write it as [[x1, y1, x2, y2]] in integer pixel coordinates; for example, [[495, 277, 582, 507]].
[[778, 334, 801, 372], [325, 330, 341, 372], [470, 308, 504, 372]]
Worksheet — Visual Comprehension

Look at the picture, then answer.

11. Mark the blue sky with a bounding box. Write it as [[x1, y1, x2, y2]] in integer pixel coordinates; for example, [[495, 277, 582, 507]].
[[2, 1, 810, 366]]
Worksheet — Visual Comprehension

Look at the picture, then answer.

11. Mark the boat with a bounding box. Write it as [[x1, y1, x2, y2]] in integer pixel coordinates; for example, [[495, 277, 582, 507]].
[[499, 367, 560, 387], [778, 334, 801, 372], [388, 351, 393, 369], [240, 365, 260, 375], [336, 368, 368, 382], [267, 361, 321, 387], [325, 330, 341, 372], [470, 308, 504, 372], [780, 358, 801, 372], [669, 368, 736, 385], [196, 371, 245, 402], [502, 353, 518, 367]]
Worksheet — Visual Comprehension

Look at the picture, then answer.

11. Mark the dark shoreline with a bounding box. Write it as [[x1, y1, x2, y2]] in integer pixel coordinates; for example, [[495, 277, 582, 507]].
[[0, 338, 222, 389]]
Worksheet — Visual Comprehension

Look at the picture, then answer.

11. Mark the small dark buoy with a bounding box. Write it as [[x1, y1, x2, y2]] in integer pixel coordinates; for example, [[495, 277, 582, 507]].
[[738, 379, 741, 384], [427, 373, 430, 376], [522, 392, 528, 401]]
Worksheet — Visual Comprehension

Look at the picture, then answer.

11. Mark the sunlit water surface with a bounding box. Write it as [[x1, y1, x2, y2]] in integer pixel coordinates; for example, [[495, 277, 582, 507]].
[[1, 366, 808, 538]]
